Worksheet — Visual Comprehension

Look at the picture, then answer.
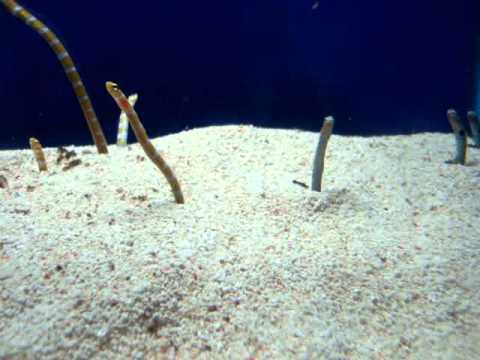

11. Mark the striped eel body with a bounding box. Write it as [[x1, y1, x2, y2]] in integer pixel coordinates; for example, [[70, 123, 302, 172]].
[[2, 0, 108, 154], [117, 93, 138, 146], [29, 137, 48, 172], [106, 81, 185, 204]]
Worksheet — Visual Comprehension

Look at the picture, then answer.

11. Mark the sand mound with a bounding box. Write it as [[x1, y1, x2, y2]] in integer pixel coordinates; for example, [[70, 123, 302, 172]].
[[1, 125, 479, 359]]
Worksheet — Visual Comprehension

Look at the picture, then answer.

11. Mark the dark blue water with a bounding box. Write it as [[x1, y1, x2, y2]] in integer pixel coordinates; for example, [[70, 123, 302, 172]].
[[1, 0, 479, 149]]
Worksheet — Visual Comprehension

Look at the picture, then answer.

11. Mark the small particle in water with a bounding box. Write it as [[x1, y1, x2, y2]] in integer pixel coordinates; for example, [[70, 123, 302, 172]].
[[312, 1, 319, 10]]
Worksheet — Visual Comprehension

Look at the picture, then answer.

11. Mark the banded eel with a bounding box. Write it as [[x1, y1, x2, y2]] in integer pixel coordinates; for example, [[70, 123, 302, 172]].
[[117, 93, 138, 147], [1, 0, 108, 154], [29, 137, 47, 171], [106, 81, 185, 204]]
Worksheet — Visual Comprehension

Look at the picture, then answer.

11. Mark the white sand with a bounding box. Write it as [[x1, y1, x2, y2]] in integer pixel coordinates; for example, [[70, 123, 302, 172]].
[[0, 125, 479, 359]]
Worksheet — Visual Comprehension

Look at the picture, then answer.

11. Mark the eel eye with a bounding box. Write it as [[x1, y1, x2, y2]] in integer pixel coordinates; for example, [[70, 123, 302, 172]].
[[106, 81, 120, 93]]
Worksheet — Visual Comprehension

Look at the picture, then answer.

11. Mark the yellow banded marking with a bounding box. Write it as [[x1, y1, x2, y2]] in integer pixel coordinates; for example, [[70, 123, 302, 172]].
[[67, 72, 81, 84]]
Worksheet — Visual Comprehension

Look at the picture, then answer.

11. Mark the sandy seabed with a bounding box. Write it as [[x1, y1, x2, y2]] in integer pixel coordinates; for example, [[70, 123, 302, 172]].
[[0, 125, 479, 359]]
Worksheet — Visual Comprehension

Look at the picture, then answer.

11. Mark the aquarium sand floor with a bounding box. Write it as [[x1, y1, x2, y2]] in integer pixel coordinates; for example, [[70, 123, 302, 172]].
[[0, 125, 479, 359]]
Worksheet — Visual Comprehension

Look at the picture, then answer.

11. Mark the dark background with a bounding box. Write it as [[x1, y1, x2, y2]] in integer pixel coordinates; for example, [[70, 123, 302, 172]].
[[1, 0, 479, 149]]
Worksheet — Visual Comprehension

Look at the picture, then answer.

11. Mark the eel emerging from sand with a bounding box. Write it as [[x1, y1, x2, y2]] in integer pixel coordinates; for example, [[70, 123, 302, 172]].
[[106, 81, 185, 204], [1, 0, 108, 154]]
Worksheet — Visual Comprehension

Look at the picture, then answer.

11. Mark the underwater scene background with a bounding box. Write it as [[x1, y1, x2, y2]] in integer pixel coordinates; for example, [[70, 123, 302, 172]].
[[2, 2, 480, 358], [0, 0, 479, 149]]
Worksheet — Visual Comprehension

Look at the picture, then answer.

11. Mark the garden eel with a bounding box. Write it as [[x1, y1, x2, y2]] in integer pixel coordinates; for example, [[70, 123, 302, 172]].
[[1, 0, 109, 154], [106, 81, 185, 204], [29, 137, 47, 171]]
